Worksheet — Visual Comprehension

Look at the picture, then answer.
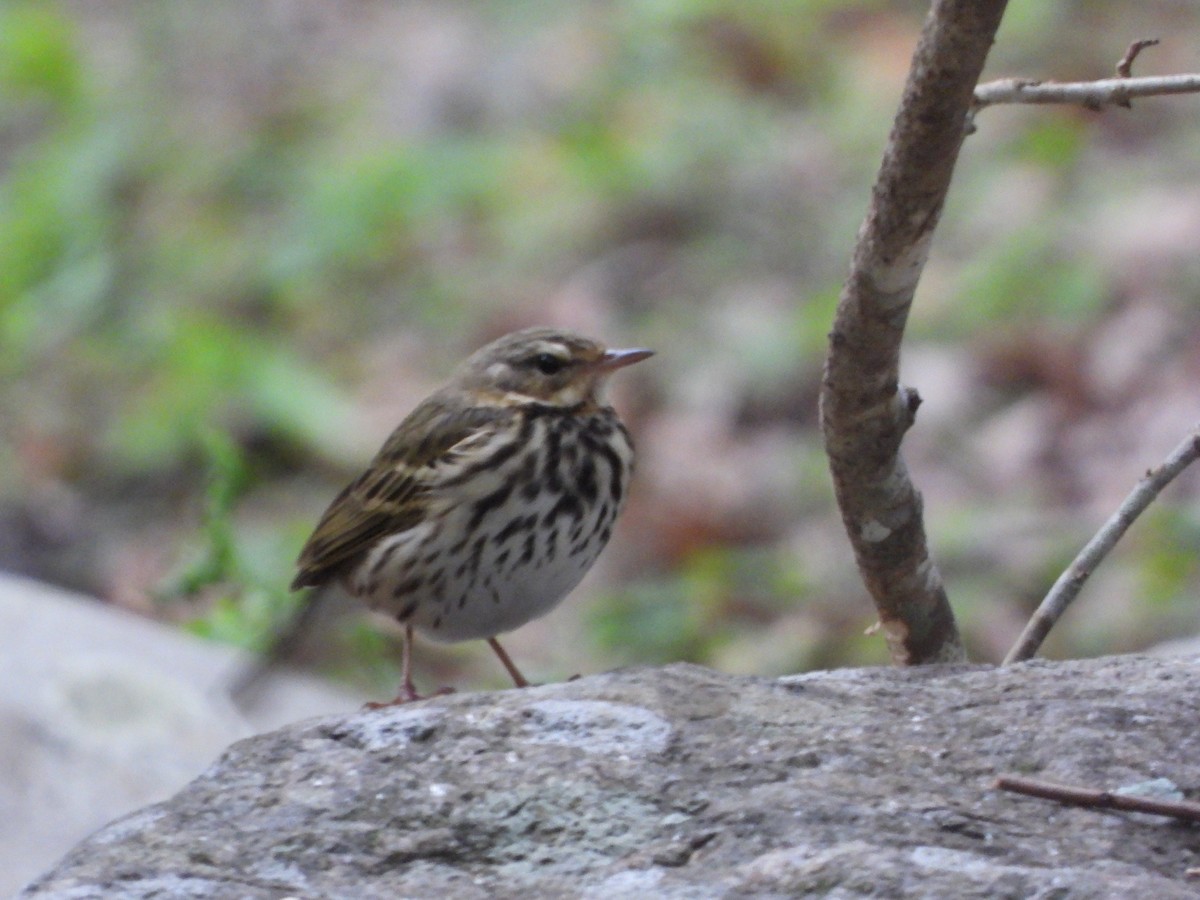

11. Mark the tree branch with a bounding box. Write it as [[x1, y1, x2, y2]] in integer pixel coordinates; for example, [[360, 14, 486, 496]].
[[1004, 427, 1200, 665], [821, 0, 1010, 665]]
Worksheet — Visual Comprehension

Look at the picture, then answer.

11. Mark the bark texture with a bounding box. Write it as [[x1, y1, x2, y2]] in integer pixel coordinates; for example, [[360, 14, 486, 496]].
[[821, 0, 1009, 664]]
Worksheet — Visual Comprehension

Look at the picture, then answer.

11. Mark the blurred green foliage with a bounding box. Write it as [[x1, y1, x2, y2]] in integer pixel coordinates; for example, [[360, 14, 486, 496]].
[[0, 1, 356, 482], [1134, 507, 1200, 619], [160, 429, 290, 647], [943, 225, 1110, 336], [593, 545, 808, 666], [3, 0, 1200, 686]]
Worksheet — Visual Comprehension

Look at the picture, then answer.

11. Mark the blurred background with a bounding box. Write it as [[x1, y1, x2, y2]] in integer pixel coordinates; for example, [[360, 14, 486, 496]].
[[4, 0, 1200, 698]]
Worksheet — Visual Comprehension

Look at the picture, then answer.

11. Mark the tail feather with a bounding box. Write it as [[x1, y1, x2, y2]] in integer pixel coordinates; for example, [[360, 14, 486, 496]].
[[227, 585, 328, 705]]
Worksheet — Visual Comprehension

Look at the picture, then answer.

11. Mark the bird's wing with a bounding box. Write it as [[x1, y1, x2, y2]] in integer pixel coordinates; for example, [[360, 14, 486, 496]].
[[291, 397, 512, 589]]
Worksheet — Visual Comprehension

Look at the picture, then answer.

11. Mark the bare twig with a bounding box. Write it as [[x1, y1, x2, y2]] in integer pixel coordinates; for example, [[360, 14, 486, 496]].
[[1004, 427, 1200, 665], [973, 37, 1200, 114], [1115, 39, 1160, 78], [1112, 39, 1163, 107], [821, 0, 1009, 665], [995, 775, 1200, 824], [973, 73, 1200, 113]]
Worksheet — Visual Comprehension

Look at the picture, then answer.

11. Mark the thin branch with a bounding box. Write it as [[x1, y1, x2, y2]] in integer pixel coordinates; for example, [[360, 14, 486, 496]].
[[970, 36, 1200, 115], [973, 73, 1200, 112], [1004, 427, 1200, 665], [995, 775, 1200, 824]]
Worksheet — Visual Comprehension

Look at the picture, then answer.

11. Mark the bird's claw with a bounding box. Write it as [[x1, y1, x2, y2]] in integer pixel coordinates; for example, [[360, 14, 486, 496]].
[[363, 685, 456, 709]]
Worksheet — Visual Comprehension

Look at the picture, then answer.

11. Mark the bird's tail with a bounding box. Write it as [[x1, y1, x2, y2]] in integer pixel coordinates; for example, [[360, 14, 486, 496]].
[[227, 585, 329, 707]]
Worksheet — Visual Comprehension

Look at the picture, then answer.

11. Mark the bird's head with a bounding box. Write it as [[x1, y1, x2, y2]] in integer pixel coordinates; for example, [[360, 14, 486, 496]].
[[457, 327, 653, 408]]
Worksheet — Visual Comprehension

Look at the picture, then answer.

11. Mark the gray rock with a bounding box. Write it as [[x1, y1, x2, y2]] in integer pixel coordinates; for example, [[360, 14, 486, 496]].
[[21, 655, 1200, 898], [21, 657, 1200, 900], [0, 574, 359, 898]]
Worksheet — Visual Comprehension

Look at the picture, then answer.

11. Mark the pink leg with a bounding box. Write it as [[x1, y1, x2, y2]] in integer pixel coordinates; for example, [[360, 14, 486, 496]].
[[487, 637, 531, 688], [364, 624, 454, 709]]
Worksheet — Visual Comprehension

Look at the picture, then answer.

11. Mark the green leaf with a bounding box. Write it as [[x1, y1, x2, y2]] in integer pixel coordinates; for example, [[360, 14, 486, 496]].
[[0, 3, 80, 106]]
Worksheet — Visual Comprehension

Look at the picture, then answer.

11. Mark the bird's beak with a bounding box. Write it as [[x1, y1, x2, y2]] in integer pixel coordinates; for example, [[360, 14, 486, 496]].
[[595, 347, 654, 372]]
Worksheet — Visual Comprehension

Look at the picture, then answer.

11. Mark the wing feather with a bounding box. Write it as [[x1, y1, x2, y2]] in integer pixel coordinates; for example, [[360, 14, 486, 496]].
[[291, 395, 512, 589]]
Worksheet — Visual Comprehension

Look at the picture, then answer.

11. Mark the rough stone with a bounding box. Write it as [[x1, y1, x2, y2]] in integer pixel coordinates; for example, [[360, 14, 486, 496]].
[[0, 575, 359, 898], [22, 655, 1200, 898]]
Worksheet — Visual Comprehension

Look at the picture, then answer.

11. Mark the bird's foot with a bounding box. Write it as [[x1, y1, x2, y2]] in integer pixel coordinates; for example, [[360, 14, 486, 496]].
[[363, 685, 455, 709]]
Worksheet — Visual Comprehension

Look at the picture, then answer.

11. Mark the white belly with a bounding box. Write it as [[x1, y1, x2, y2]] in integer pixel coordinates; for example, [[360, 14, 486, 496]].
[[352, 408, 632, 642]]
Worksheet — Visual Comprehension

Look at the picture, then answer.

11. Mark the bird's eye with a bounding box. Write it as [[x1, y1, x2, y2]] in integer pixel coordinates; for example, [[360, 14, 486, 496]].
[[530, 353, 567, 375]]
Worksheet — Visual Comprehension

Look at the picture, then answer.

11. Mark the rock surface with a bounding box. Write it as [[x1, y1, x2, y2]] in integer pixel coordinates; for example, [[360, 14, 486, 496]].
[[0, 575, 359, 898], [22, 654, 1200, 898]]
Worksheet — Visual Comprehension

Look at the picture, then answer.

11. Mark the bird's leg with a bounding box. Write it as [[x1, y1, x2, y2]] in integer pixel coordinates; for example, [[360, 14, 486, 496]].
[[487, 637, 531, 688], [365, 624, 454, 708], [397, 623, 423, 701]]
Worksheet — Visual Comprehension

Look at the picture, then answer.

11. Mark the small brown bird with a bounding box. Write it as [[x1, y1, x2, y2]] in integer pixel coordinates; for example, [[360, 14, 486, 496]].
[[290, 327, 652, 704]]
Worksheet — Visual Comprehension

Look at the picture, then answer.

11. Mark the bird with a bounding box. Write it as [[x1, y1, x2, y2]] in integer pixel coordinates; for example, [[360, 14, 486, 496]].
[[288, 326, 652, 705]]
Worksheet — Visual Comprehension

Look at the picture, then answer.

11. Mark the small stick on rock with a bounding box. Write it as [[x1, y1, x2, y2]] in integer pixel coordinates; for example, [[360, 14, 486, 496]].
[[995, 775, 1200, 824]]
